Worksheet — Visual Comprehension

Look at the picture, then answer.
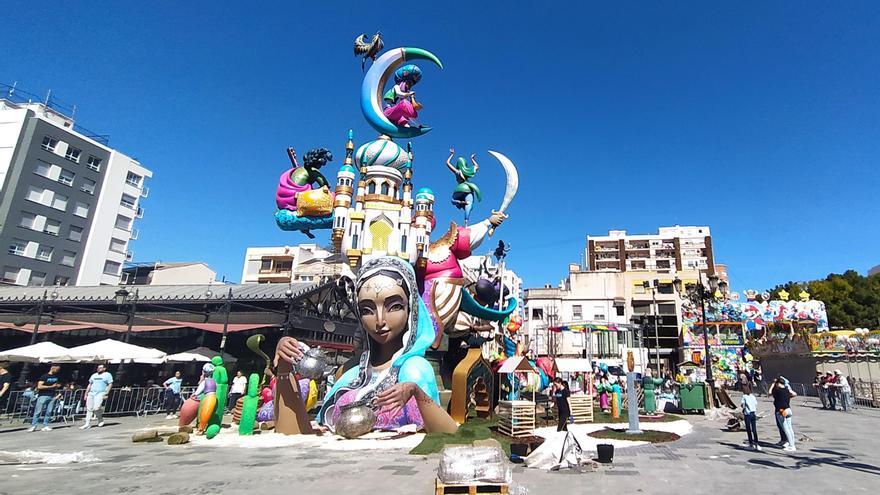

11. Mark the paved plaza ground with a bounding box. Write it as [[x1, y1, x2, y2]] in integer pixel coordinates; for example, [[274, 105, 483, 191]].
[[2, 394, 879, 495]]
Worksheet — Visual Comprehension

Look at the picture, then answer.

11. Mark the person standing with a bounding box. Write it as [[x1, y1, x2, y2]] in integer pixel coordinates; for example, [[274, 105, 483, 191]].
[[552, 378, 571, 432], [814, 372, 828, 409], [228, 370, 247, 412], [741, 384, 761, 451], [80, 364, 113, 429], [769, 376, 797, 452], [29, 365, 61, 432], [825, 371, 837, 410], [163, 371, 183, 419], [833, 370, 852, 411], [0, 364, 12, 409]]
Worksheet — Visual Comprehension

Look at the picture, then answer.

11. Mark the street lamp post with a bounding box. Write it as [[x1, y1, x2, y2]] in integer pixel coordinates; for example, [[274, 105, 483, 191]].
[[674, 274, 727, 396], [17, 288, 58, 386], [114, 287, 138, 384], [219, 287, 234, 352], [643, 280, 662, 376]]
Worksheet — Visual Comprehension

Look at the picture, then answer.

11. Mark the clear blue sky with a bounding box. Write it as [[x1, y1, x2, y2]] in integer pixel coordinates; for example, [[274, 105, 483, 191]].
[[3, 2, 878, 292]]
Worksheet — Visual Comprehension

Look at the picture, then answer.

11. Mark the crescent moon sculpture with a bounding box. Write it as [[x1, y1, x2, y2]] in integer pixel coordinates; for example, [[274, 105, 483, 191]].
[[360, 47, 443, 139]]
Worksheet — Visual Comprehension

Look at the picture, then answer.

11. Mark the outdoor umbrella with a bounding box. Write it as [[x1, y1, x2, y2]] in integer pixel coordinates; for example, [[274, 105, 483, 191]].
[[178, 346, 237, 364], [165, 351, 212, 363], [0, 341, 73, 363], [48, 338, 167, 364]]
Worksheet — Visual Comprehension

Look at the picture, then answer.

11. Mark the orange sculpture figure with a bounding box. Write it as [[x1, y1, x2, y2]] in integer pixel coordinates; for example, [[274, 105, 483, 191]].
[[199, 394, 218, 432]]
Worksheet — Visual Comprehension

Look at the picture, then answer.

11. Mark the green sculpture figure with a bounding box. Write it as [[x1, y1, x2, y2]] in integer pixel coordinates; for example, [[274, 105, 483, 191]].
[[206, 355, 228, 439], [445, 148, 482, 226], [238, 373, 260, 436], [641, 368, 663, 414]]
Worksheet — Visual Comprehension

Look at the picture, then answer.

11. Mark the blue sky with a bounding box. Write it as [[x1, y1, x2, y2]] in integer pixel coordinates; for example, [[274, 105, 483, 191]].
[[3, 2, 879, 291]]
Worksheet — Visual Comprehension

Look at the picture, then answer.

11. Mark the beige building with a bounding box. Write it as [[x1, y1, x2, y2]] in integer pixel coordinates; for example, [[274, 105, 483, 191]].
[[121, 262, 217, 285], [587, 225, 714, 274], [240, 244, 350, 284]]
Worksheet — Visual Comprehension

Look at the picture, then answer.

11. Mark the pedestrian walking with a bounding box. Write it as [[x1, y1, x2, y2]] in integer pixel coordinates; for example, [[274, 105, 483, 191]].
[[80, 364, 113, 429], [741, 384, 761, 451], [814, 371, 828, 409], [552, 377, 571, 432], [769, 375, 797, 452], [163, 371, 183, 419], [29, 365, 61, 432], [228, 370, 247, 412], [833, 370, 852, 411]]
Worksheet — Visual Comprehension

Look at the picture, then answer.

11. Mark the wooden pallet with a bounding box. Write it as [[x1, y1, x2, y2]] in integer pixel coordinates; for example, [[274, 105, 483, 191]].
[[497, 400, 535, 438], [569, 394, 594, 424], [436, 479, 509, 495]]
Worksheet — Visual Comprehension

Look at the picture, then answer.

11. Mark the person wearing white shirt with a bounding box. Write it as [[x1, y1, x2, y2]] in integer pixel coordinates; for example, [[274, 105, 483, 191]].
[[227, 371, 248, 412], [833, 370, 852, 411]]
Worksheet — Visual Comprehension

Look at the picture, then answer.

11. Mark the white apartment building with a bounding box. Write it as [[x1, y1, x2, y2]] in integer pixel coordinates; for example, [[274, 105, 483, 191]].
[[0, 89, 151, 287], [241, 244, 350, 284], [587, 225, 715, 274]]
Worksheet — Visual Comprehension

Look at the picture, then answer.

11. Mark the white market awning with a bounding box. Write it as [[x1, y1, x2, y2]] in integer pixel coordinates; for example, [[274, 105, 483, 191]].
[[165, 351, 212, 363], [554, 358, 593, 373], [0, 342, 73, 363], [46, 338, 166, 364]]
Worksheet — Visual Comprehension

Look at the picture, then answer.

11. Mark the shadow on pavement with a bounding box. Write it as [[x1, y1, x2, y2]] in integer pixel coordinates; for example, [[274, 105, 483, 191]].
[[745, 447, 880, 476]]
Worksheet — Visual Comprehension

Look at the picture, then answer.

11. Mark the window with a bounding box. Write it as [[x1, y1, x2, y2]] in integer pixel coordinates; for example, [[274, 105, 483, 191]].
[[65, 146, 82, 163], [103, 260, 121, 276], [52, 193, 68, 211], [19, 212, 37, 230], [658, 283, 674, 295], [36, 245, 53, 262], [53, 275, 70, 286], [572, 304, 582, 320], [109, 238, 126, 253], [81, 178, 96, 194], [593, 306, 606, 321], [380, 183, 389, 195], [43, 219, 61, 236], [26, 185, 46, 203], [2, 266, 20, 284], [8, 239, 27, 256], [41, 136, 58, 152], [367, 181, 376, 194], [60, 250, 77, 267], [658, 303, 677, 315], [58, 168, 75, 186], [29, 271, 47, 286], [73, 201, 89, 218], [400, 234, 408, 253], [532, 308, 544, 321], [616, 306, 625, 317], [125, 172, 142, 188], [86, 155, 102, 171], [115, 215, 131, 231], [68, 225, 83, 242], [120, 194, 137, 209], [633, 284, 646, 294], [35, 161, 52, 178]]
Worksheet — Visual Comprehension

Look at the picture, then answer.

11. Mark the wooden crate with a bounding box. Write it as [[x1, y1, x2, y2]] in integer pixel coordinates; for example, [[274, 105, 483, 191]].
[[568, 394, 593, 424], [436, 479, 509, 495], [497, 400, 535, 438]]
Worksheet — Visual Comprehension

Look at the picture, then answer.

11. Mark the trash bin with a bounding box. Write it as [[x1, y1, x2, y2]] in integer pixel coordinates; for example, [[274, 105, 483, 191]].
[[597, 443, 614, 463], [679, 382, 706, 413]]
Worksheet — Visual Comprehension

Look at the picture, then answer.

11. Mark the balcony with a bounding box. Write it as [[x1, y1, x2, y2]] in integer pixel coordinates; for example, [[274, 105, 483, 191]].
[[140, 186, 149, 198], [125, 250, 134, 262], [129, 229, 139, 240], [136, 206, 144, 219]]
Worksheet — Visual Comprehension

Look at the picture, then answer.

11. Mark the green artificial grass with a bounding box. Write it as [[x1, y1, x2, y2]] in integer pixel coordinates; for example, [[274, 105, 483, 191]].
[[409, 418, 512, 456], [588, 427, 680, 443], [592, 407, 682, 423]]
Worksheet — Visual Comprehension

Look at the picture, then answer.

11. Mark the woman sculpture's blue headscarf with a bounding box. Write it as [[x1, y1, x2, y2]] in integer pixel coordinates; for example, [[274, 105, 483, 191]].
[[318, 257, 439, 429]]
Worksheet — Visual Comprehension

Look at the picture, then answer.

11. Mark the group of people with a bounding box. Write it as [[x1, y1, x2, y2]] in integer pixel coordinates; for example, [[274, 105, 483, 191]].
[[813, 370, 853, 411], [22, 364, 114, 432], [739, 375, 798, 452]]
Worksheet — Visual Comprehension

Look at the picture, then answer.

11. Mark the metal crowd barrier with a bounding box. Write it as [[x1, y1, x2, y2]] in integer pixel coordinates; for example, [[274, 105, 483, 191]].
[[1, 385, 199, 426]]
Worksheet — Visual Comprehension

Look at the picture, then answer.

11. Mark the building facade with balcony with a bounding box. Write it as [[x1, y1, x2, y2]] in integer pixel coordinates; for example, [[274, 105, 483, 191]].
[[587, 225, 714, 274], [0, 89, 151, 287], [240, 244, 351, 284]]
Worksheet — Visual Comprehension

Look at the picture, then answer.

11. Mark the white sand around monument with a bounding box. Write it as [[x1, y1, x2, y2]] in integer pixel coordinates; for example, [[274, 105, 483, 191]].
[[526, 419, 693, 467], [187, 427, 426, 451]]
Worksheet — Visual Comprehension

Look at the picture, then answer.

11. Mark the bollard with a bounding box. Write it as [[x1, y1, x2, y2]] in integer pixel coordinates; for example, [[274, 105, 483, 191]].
[[625, 372, 642, 435], [611, 392, 620, 419]]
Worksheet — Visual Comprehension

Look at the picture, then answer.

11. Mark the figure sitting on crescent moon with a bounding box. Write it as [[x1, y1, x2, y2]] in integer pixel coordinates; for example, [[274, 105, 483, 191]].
[[383, 64, 423, 128]]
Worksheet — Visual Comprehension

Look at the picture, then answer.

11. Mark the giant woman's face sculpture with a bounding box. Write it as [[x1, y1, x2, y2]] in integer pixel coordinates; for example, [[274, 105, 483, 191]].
[[357, 274, 409, 346]]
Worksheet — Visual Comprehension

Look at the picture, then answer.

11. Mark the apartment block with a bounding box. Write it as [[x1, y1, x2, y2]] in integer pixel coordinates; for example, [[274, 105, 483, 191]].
[[0, 89, 151, 286], [586, 225, 714, 274], [241, 244, 350, 284]]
